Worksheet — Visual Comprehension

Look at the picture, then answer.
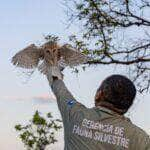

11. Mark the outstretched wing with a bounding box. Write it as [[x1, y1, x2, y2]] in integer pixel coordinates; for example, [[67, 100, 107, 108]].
[[58, 44, 90, 67], [12, 44, 43, 69]]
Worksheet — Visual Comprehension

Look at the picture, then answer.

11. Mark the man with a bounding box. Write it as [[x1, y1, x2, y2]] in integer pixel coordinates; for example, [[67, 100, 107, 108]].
[[46, 70, 150, 149]]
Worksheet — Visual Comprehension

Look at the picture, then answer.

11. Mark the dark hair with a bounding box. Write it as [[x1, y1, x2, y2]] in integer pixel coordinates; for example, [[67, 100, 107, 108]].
[[95, 75, 136, 111]]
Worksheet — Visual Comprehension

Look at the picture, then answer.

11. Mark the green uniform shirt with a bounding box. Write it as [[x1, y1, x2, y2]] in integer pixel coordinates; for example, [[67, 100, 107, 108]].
[[51, 79, 150, 150]]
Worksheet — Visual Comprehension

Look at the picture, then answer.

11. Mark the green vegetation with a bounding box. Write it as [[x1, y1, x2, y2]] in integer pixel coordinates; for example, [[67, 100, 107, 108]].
[[15, 111, 62, 150], [65, 0, 150, 92]]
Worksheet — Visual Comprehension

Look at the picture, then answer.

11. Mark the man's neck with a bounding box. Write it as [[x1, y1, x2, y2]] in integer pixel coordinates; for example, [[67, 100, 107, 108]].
[[95, 101, 127, 115]]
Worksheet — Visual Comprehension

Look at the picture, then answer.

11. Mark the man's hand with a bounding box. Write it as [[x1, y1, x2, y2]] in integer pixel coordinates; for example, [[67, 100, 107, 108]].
[[46, 66, 63, 86]]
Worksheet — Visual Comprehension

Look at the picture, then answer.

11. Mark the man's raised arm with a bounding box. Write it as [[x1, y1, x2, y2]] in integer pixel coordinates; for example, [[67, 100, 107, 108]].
[[46, 71, 86, 124]]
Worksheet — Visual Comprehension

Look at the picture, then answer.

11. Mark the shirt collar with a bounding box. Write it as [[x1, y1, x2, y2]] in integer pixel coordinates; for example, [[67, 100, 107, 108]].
[[96, 106, 114, 114], [94, 106, 131, 122]]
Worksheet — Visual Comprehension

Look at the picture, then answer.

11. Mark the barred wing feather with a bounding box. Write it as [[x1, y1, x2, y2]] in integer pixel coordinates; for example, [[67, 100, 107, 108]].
[[12, 44, 43, 69], [59, 45, 89, 67]]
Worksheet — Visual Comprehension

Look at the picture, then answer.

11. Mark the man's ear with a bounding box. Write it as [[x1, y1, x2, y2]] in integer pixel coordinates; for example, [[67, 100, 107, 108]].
[[95, 90, 101, 100]]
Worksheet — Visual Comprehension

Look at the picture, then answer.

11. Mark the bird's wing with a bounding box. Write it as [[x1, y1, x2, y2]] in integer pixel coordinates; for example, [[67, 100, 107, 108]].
[[58, 44, 89, 67], [12, 44, 43, 69]]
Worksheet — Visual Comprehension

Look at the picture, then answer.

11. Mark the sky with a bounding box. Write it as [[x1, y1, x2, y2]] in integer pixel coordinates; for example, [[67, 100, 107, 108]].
[[0, 0, 150, 150]]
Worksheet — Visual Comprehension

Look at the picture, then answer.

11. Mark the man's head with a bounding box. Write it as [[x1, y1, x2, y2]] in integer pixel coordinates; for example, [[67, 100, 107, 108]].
[[95, 75, 136, 114]]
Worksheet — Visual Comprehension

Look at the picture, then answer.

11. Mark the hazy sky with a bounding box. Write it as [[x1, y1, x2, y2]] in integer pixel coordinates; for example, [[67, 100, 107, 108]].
[[0, 0, 150, 149]]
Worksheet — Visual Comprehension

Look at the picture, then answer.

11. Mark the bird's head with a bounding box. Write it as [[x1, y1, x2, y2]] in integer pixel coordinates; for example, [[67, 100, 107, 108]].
[[41, 41, 61, 66]]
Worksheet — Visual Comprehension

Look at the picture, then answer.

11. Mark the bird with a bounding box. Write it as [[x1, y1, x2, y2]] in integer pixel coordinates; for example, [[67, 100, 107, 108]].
[[11, 41, 90, 77]]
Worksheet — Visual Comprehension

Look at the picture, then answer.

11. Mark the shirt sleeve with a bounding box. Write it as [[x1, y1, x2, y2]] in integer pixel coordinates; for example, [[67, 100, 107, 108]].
[[145, 137, 150, 150], [51, 79, 87, 124]]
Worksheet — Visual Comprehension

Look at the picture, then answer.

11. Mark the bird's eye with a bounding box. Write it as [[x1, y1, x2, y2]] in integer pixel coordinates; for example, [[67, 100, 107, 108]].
[[53, 49, 57, 52], [46, 50, 50, 54]]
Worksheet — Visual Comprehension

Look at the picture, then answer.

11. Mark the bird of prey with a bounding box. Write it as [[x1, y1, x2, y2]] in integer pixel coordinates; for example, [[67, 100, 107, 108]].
[[11, 41, 90, 78]]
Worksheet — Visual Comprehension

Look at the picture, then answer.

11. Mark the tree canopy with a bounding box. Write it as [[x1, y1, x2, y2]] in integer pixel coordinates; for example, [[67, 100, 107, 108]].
[[64, 0, 150, 92]]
